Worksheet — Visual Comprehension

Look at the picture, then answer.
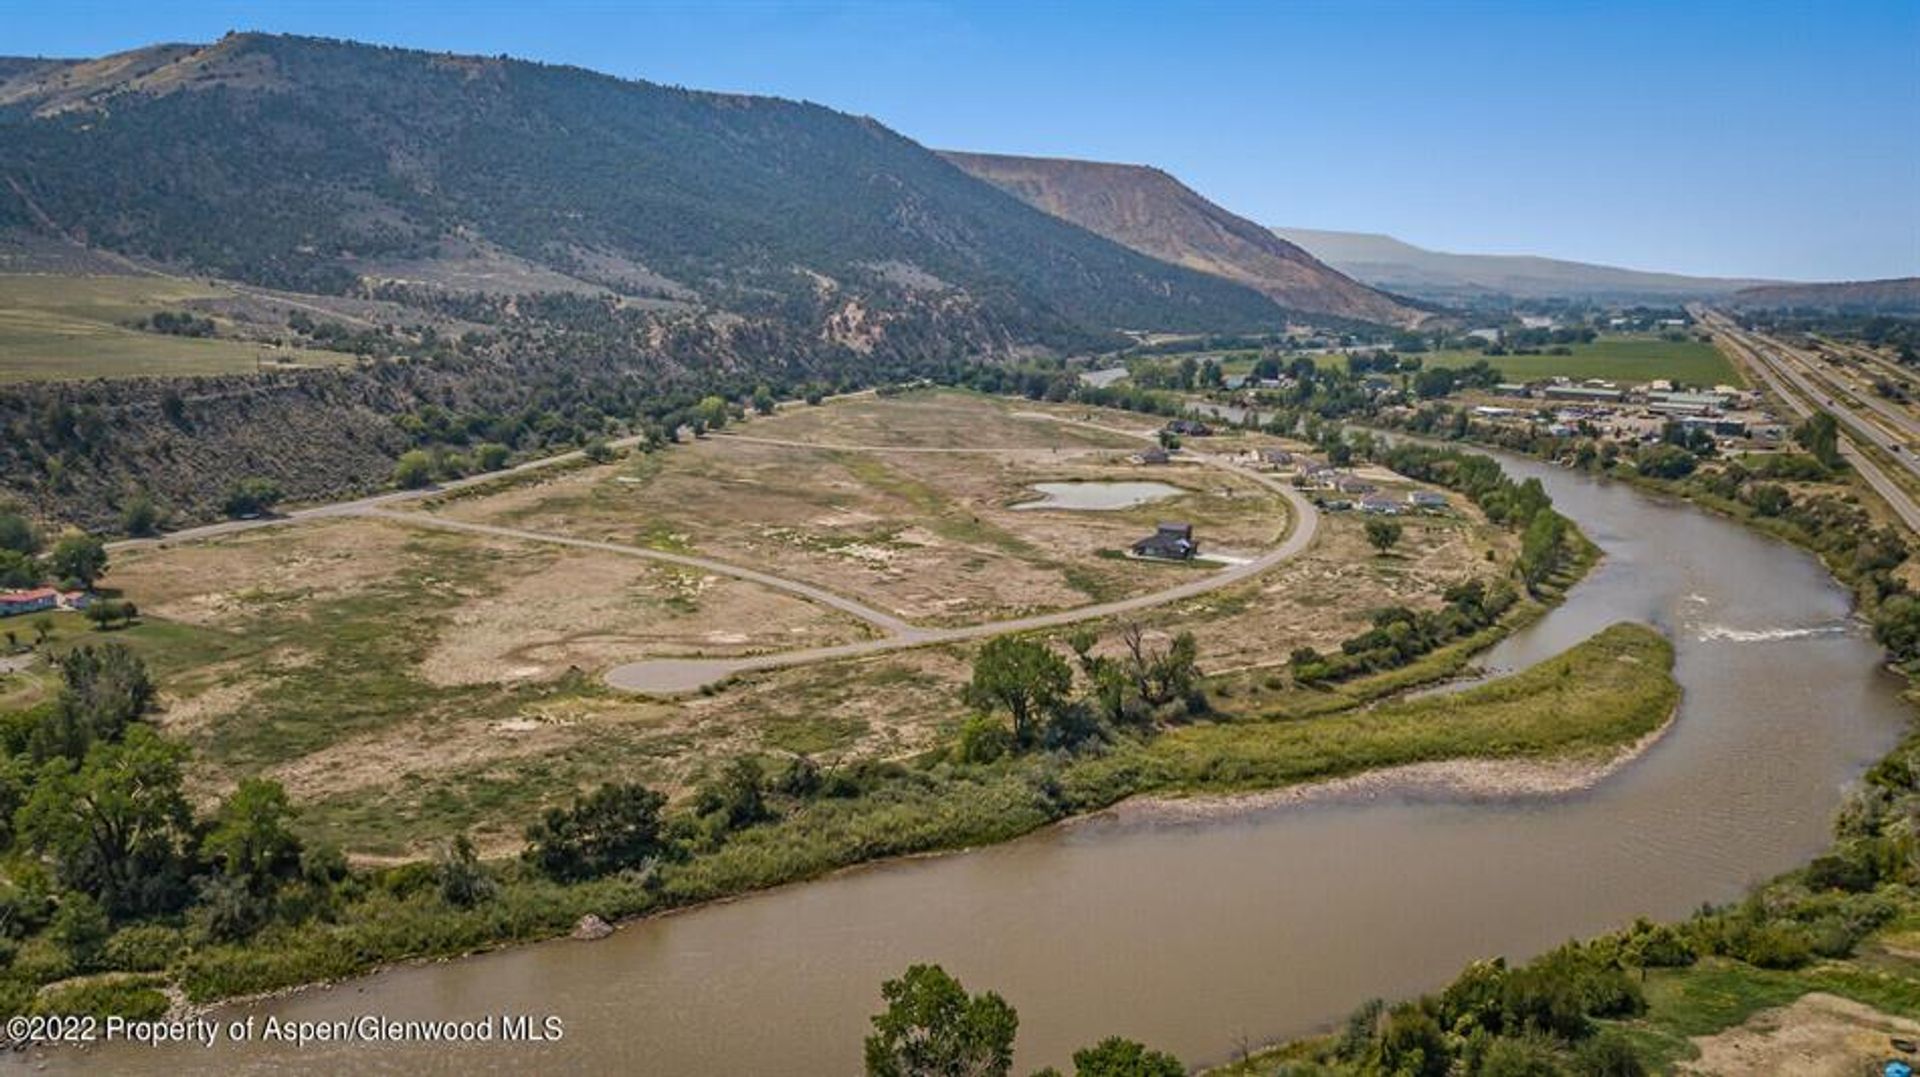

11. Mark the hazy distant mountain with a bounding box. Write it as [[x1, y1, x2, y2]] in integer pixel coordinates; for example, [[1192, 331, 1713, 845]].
[[1728, 277, 1920, 315], [1273, 226, 1782, 303], [0, 33, 1290, 344], [942, 152, 1423, 326]]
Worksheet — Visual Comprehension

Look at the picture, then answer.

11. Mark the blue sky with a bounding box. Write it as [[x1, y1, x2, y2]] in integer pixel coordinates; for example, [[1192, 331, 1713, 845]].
[[5, 0, 1916, 281]]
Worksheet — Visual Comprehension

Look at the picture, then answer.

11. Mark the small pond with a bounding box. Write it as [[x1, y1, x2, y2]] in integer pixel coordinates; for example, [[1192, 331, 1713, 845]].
[[1011, 481, 1184, 511]]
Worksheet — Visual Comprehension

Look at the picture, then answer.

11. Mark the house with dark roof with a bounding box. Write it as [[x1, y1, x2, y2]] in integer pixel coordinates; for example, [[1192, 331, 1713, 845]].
[[1131, 523, 1199, 561], [1165, 418, 1214, 437], [1134, 447, 1171, 465], [1358, 495, 1402, 515], [1407, 490, 1449, 510]]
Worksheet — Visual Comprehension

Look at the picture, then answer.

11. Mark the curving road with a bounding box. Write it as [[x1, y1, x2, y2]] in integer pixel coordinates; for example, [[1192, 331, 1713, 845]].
[[602, 421, 1320, 692]]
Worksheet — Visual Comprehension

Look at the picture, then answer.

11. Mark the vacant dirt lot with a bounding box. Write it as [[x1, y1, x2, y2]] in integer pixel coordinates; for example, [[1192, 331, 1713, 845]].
[[111, 517, 870, 686], [1681, 992, 1920, 1076], [432, 395, 1291, 624]]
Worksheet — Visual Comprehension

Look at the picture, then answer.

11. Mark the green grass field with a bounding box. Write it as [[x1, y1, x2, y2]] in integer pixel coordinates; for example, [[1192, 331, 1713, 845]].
[[1162, 334, 1743, 389], [0, 273, 357, 381], [1422, 334, 1744, 387]]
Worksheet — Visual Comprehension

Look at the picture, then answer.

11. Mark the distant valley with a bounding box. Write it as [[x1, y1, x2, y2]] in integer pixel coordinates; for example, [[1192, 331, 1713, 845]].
[[1274, 225, 1784, 303]]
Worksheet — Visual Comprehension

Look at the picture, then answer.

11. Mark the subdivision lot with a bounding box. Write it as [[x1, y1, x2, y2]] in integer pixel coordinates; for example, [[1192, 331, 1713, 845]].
[[429, 392, 1290, 625], [12, 390, 1510, 857]]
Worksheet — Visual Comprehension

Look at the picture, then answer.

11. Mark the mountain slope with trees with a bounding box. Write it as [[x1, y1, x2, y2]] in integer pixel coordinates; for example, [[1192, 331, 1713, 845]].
[[0, 33, 1316, 529], [0, 34, 1290, 336]]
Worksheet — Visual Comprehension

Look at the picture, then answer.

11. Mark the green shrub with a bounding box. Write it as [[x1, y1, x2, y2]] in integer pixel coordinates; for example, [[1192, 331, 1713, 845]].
[[103, 924, 185, 972], [956, 714, 1014, 764], [10, 936, 73, 984]]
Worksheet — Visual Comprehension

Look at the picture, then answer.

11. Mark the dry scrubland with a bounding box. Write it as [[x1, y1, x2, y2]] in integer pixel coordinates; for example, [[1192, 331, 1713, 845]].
[[28, 391, 1508, 857]]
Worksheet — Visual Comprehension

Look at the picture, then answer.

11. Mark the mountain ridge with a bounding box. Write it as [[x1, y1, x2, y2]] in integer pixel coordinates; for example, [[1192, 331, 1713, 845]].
[[941, 150, 1423, 326], [1729, 277, 1920, 315], [0, 32, 1297, 342], [1274, 225, 1785, 303]]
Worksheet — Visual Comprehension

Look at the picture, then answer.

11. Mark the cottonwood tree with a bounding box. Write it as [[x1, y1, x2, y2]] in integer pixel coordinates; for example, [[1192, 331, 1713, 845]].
[[17, 727, 196, 920], [1064, 1037, 1184, 1077], [523, 781, 667, 882], [965, 636, 1072, 747], [1365, 518, 1403, 554], [864, 964, 1018, 1077], [47, 533, 108, 589]]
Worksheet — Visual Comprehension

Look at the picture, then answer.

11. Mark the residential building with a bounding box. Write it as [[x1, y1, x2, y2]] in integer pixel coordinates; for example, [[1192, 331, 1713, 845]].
[[1131, 523, 1199, 561]]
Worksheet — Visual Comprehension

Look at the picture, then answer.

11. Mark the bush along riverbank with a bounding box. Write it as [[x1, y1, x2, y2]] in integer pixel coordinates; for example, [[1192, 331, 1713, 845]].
[[0, 439, 1627, 1024]]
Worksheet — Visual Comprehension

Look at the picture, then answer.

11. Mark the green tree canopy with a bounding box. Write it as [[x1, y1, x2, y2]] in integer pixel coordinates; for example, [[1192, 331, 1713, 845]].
[[47, 533, 108, 588], [523, 781, 668, 882], [1365, 518, 1403, 554], [1069, 1036, 1185, 1077], [965, 636, 1072, 747], [16, 726, 195, 920], [202, 778, 305, 897], [864, 964, 1018, 1077]]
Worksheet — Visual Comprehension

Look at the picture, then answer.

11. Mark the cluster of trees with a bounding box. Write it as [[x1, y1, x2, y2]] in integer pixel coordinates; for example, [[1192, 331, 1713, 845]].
[[959, 625, 1204, 763], [1367, 442, 1573, 594], [1410, 359, 1503, 400], [863, 964, 1183, 1077], [1291, 579, 1519, 686], [0, 645, 349, 994], [1309, 941, 1649, 1076], [140, 311, 218, 338], [0, 507, 109, 591]]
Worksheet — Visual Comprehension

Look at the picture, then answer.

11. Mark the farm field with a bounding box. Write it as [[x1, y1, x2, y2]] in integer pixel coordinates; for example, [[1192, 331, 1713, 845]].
[[0, 272, 358, 381], [1177, 333, 1743, 388], [4, 390, 1510, 858], [1420, 333, 1744, 386]]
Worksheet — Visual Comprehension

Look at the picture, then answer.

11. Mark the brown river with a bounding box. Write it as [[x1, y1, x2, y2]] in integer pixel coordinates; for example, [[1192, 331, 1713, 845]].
[[29, 449, 1913, 1075]]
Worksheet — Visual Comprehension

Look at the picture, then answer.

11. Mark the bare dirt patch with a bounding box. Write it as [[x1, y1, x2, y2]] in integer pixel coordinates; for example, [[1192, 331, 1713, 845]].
[[111, 517, 417, 627], [1137, 506, 1510, 676], [1680, 992, 1920, 1076], [419, 545, 874, 686]]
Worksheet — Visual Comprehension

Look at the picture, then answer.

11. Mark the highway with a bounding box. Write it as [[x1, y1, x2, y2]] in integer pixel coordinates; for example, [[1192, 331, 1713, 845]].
[[1697, 306, 1920, 533]]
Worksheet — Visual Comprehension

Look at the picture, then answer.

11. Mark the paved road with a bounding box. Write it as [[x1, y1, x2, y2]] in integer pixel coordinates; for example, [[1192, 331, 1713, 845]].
[[1699, 307, 1920, 533]]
